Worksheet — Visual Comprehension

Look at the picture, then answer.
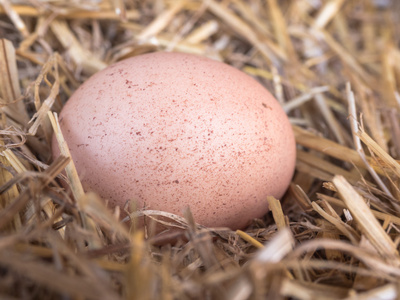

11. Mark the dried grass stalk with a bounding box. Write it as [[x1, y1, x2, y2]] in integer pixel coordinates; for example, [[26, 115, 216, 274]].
[[266, 196, 287, 230], [50, 20, 107, 75], [333, 175, 398, 258], [0, 39, 29, 125]]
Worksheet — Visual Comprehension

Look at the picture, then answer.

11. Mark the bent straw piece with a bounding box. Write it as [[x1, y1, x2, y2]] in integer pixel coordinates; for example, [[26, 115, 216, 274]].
[[289, 184, 313, 212], [311, 201, 360, 245], [333, 175, 398, 258], [28, 55, 60, 135], [289, 239, 400, 278], [236, 230, 264, 249]]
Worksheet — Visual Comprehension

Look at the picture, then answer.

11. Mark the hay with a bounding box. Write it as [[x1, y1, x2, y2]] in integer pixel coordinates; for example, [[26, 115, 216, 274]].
[[1, 0, 400, 299]]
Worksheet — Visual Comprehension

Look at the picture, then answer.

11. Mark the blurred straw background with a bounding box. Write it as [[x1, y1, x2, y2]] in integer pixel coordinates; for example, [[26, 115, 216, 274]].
[[1, 0, 400, 299]]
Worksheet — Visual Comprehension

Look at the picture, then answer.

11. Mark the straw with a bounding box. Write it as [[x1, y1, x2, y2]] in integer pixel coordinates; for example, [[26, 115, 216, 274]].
[[1, 0, 400, 298]]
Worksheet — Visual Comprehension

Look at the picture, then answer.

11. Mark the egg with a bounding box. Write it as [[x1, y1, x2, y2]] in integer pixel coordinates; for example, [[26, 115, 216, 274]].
[[53, 52, 296, 230]]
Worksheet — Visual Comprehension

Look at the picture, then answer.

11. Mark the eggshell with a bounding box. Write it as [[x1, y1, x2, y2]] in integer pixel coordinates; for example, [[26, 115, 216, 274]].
[[53, 52, 296, 230]]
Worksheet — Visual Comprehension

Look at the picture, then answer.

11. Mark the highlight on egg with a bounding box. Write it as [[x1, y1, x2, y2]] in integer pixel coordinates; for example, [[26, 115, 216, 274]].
[[52, 52, 296, 230]]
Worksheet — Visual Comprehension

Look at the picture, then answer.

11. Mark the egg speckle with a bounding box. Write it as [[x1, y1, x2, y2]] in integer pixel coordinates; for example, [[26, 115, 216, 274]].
[[53, 52, 296, 230]]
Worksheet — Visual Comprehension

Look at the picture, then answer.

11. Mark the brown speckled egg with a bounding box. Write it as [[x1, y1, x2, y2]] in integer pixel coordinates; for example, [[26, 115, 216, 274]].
[[53, 52, 296, 230]]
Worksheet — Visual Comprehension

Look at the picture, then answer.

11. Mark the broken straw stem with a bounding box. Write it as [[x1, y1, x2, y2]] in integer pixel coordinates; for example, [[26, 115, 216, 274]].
[[346, 82, 393, 199], [48, 111, 101, 248]]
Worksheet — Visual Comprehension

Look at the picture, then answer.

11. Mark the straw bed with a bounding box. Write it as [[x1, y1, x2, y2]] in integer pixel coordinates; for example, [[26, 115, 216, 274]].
[[1, 0, 400, 299]]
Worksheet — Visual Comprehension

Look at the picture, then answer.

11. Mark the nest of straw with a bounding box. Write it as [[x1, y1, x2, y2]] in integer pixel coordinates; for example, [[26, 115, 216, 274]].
[[1, 0, 400, 299]]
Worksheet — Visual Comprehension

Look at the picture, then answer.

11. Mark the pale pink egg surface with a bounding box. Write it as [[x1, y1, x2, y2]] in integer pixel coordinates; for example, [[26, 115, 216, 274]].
[[53, 52, 296, 230]]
